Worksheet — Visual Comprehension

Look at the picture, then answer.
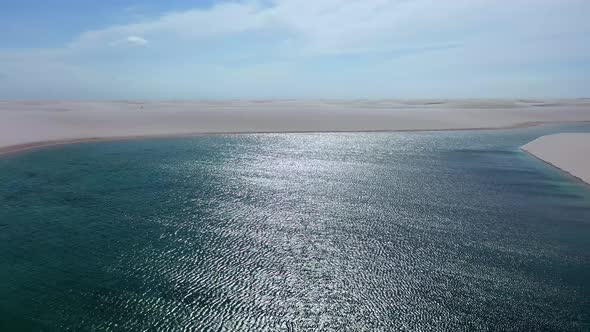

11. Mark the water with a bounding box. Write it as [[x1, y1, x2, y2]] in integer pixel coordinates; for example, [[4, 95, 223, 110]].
[[1, 124, 590, 331]]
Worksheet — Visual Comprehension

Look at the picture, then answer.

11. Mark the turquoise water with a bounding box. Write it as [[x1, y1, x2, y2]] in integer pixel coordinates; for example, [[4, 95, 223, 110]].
[[1, 124, 590, 331]]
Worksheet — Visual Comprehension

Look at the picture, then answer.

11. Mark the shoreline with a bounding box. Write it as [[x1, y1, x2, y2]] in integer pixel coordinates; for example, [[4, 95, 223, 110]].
[[521, 133, 590, 186], [3, 99, 590, 157], [521, 149, 590, 187], [0, 120, 586, 158]]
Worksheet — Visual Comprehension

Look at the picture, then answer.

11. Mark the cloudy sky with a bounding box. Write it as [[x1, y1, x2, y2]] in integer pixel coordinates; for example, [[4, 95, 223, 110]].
[[1, 0, 589, 99]]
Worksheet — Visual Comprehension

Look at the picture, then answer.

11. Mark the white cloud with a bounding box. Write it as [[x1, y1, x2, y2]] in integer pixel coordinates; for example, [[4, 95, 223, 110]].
[[57, 0, 590, 59], [107, 36, 149, 47], [1, 0, 590, 98], [67, 1, 267, 50], [66, 0, 486, 54], [125, 36, 148, 46], [60, 0, 590, 58]]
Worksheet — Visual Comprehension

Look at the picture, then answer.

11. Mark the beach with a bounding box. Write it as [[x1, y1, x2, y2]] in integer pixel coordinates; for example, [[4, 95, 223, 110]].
[[2, 99, 590, 154], [522, 133, 590, 185]]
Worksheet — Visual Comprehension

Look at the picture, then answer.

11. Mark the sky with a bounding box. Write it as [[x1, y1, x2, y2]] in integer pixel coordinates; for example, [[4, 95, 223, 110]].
[[1, 0, 589, 99]]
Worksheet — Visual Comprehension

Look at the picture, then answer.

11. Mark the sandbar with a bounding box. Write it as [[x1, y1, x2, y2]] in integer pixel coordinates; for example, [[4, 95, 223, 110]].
[[2, 99, 590, 155], [522, 133, 590, 185]]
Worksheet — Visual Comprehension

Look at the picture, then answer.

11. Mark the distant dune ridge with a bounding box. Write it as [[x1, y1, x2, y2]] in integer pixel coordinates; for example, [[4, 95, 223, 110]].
[[522, 133, 590, 185], [1, 99, 590, 154]]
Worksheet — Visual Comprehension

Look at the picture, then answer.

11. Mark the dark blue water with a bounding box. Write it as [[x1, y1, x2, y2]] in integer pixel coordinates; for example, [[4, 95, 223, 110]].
[[1, 124, 590, 331]]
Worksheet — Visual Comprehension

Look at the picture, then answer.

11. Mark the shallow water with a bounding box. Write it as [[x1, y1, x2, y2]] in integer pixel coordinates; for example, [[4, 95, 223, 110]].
[[1, 124, 590, 331]]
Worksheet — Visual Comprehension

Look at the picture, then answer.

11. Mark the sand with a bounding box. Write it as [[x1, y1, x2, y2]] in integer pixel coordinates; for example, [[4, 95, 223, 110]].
[[522, 133, 590, 185], [1, 99, 590, 155]]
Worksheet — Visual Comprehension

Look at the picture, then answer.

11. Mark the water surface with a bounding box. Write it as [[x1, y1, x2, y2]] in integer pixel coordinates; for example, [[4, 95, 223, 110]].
[[1, 124, 590, 331]]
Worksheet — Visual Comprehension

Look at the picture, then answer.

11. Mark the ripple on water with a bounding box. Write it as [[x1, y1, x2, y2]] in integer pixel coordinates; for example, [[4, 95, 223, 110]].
[[1, 126, 590, 331]]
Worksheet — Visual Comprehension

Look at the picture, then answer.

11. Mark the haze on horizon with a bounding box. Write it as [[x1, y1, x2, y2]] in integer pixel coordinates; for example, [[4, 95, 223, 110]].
[[1, 0, 589, 100]]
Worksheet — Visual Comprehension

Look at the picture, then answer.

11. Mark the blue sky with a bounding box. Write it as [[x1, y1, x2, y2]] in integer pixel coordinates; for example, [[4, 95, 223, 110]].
[[1, 0, 589, 99]]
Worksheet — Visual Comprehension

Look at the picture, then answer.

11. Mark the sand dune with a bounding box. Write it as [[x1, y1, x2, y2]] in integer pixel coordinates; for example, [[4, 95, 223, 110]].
[[523, 133, 590, 185], [1, 99, 590, 154]]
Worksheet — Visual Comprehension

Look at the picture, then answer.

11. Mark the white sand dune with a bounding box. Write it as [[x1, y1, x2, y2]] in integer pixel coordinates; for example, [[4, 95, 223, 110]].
[[522, 134, 590, 185], [1, 99, 590, 154]]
